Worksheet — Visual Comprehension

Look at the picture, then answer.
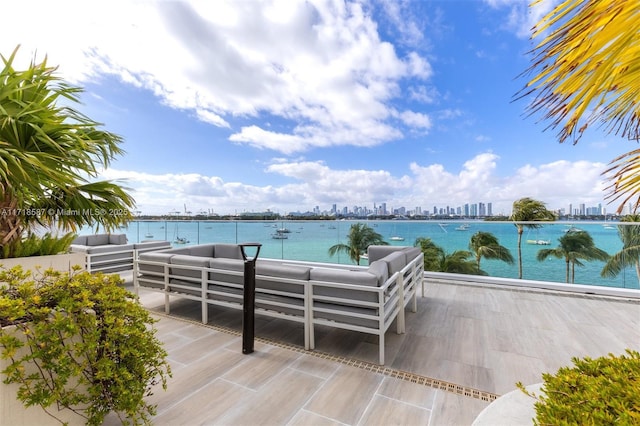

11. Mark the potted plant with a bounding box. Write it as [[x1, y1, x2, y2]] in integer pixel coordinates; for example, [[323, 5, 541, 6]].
[[518, 350, 640, 424], [0, 265, 171, 425]]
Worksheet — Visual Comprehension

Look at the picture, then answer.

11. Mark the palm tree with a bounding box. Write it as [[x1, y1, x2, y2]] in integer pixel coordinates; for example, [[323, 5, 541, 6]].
[[537, 231, 609, 284], [328, 223, 387, 265], [601, 214, 640, 284], [469, 231, 514, 273], [510, 198, 556, 279], [415, 237, 481, 275], [415, 237, 445, 272], [0, 46, 135, 256], [520, 1, 640, 213]]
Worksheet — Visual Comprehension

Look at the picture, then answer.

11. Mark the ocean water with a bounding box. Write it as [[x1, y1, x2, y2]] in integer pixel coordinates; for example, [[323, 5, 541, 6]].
[[99, 219, 639, 290]]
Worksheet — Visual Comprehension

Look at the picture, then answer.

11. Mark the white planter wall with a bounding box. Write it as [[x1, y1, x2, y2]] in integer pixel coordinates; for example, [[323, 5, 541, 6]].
[[0, 253, 86, 273]]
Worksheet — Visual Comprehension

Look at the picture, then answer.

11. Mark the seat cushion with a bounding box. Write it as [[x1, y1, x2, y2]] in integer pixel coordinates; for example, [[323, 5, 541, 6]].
[[310, 268, 379, 287], [85, 243, 134, 254]]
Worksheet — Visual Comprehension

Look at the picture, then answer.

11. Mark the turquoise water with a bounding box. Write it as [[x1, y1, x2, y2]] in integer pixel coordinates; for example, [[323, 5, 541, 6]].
[[99, 220, 639, 290]]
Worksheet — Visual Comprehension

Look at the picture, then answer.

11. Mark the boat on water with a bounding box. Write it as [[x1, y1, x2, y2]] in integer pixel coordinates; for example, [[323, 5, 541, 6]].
[[272, 231, 288, 239], [455, 224, 470, 231], [174, 237, 189, 244], [563, 225, 583, 233], [277, 228, 291, 233], [145, 233, 154, 239], [390, 236, 405, 241], [527, 239, 551, 245]]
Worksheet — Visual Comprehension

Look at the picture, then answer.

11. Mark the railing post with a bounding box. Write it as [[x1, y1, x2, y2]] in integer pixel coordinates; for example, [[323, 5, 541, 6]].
[[239, 243, 262, 354]]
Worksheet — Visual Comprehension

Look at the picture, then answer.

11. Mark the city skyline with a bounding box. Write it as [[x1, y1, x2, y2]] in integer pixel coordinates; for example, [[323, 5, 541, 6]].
[[1, 1, 626, 216]]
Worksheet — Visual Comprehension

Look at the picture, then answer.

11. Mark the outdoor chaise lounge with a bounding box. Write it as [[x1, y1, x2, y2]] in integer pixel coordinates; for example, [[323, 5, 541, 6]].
[[134, 243, 424, 364], [70, 234, 171, 273]]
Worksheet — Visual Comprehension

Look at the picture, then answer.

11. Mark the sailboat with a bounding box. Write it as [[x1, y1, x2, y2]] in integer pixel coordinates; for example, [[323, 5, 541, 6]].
[[173, 223, 189, 244], [144, 223, 153, 239], [390, 224, 404, 241]]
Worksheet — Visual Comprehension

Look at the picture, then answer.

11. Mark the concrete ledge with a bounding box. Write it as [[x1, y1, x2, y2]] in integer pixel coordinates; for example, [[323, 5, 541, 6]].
[[424, 271, 640, 300]]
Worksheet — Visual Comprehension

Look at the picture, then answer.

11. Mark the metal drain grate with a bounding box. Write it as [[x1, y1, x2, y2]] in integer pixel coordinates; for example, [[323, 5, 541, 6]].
[[153, 312, 499, 402]]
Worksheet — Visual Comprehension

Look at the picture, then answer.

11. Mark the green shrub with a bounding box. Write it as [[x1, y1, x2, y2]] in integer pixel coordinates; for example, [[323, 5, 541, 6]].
[[518, 350, 640, 425], [1, 232, 77, 259], [0, 266, 172, 425]]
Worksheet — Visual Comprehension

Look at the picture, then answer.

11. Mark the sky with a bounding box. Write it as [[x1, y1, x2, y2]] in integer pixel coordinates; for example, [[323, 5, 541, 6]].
[[1, 0, 635, 216]]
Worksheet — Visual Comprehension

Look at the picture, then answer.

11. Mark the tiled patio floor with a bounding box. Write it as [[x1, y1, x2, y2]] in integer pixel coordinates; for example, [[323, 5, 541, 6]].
[[111, 275, 639, 425]]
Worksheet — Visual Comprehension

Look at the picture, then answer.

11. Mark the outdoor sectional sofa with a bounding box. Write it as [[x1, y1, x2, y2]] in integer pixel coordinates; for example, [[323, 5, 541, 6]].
[[134, 243, 424, 364], [70, 234, 171, 273]]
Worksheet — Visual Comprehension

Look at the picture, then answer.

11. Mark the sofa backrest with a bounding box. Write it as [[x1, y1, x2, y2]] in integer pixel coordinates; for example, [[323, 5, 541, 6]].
[[72, 235, 87, 245], [214, 244, 243, 259], [383, 251, 407, 275], [187, 244, 216, 257], [402, 247, 422, 264], [367, 245, 406, 263], [109, 234, 128, 245], [87, 234, 110, 246]]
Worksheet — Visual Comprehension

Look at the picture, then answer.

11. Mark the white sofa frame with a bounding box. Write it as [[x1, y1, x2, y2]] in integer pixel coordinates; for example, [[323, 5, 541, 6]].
[[134, 250, 424, 365]]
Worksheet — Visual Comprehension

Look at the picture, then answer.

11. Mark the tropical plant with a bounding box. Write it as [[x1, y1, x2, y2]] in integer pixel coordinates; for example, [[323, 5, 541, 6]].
[[468, 231, 514, 272], [520, 0, 640, 213], [518, 349, 640, 424], [537, 230, 609, 283], [0, 46, 135, 256], [510, 198, 556, 279], [415, 237, 445, 272], [415, 237, 481, 275], [601, 214, 640, 283], [0, 266, 171, 425], [328, 223, 387, 265], [1, 232, 76, 259]]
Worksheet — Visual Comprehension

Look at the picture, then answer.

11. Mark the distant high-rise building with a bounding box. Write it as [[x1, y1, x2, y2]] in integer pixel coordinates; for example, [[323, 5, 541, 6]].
[[479, 202, 486, 216], [487, 202, 492, 216]]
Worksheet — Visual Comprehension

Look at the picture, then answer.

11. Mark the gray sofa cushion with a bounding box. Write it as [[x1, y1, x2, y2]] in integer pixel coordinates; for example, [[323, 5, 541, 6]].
[[402, 247, 422, 264], [310, 268, 379, 304], [214, 244, 243, 259], [72, 235, 87, 245], [187, 244, 216, 257], [109, 234, 128, 245], [384, 251, 407, 275], [209, 257, 244, 284], [85, 243, 134, 254], [134, 241, 172, 251], [310, 268, 379, 287], [170, 254, 211, 279], [255, 262, 310, 295], [139, 251, 176, 263], [367, 245, 404, 263], [366, 260, 389, 285], [87, 234, 110, 246]]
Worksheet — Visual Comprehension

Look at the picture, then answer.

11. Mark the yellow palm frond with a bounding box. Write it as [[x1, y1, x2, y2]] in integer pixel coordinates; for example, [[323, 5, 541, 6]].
[[521, 0, 640, 143]]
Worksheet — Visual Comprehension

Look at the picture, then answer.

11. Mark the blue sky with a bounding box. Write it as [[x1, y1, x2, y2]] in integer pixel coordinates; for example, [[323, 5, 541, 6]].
[[2, 0, 633, 216]]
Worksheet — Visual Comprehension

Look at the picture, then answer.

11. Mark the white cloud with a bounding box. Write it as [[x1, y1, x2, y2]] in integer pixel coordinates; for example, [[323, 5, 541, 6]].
[[483, 0, 559, 39], [98, 153, 610, 216], [2, 0, 434, 154], [398, 110, 432, 129]]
